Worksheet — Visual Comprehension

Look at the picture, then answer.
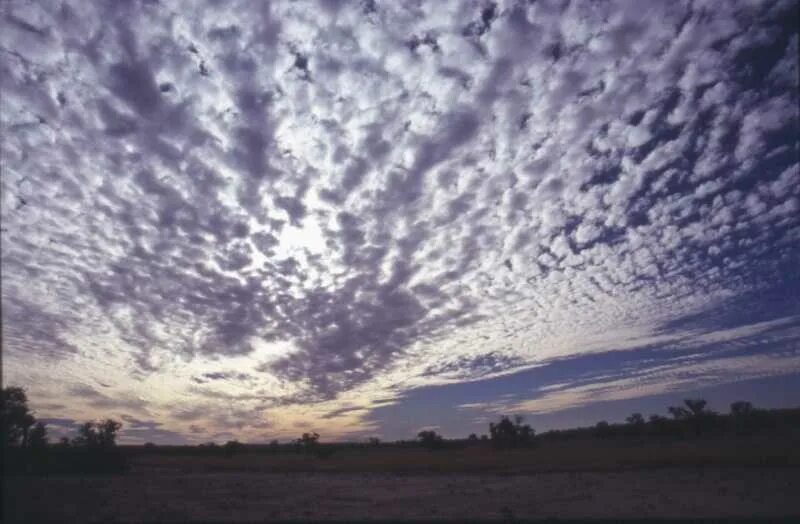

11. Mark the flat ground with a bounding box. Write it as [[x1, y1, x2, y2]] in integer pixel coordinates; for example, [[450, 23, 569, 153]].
[[4, 437, 800, 522], [4, 467, 799, 522]]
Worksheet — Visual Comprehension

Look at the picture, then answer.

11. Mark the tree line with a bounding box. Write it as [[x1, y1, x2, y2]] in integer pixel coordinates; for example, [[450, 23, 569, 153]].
[[3, 385, 799, 474], [413, 399, 799, 448], [536, 398, 800, 441], [2, 387, 126, 474]]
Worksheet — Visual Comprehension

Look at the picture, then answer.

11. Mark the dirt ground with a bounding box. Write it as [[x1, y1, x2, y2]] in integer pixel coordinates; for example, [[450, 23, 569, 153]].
[[3, 467, 799, 522]]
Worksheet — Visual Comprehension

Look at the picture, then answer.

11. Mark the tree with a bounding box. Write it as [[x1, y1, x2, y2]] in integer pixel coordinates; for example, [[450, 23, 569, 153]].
[[417, 430, 443, 449], [626, 413, 645, 426], [684, 399, 710, 417], [516, 418, 535, 444], [28, 422, 48, 450], [489, 417, 513, 445], [72, 422, 93, 447], [730, 401, 754, 417], [97, 419, 122, 448], [1, 387, 37, 447], [730, 401, 759, 435], [296, 432, 320, 451], [489, 415, 535, 448], [625, 412, 646, 436], [667, 405, 690, 420], [224, 439, 244, 457], [668, 399, 716, 435], [70, 418, 127, 473], [594, 420, 611, 438], [73, 419, 122, 450]]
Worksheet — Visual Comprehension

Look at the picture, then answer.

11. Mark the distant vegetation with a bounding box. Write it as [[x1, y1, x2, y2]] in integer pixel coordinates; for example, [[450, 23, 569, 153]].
[[2, 387, 126, 474], [417, 429, 444, 449], [489, 415, 535, 448], [538, 398, 793, 441], [3, 385, 799, 476]]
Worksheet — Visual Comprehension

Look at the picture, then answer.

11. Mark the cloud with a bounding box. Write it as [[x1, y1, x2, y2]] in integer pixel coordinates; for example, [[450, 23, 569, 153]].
[[120, 414, 162, 430], [367, 313, 800, 438], [38, 417, 80, 430], [118, 417, 192, 445], [321, 406, 366, 420], [1, 0, 798, 441], [192, 371, 253, 384], [67, 384, 149, 413]]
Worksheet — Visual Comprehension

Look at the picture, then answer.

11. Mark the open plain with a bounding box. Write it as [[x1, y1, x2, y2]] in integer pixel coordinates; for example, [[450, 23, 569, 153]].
[[4, 467, 800, 522], [4, 436, 800, 522]]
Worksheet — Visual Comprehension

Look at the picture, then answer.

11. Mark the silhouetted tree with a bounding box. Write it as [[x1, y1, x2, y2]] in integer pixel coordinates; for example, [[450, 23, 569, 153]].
[[625, 413, 646, 436], [2, 388, 133, 474], [626, 413, 645, 426], [417, 430, 444, 449], [224, 439, 244, 457], [73, 419, 122, 450], [28, 422, 48, 450], [731, 401, 754, 417], [489, 415, 535, 448], [296, 432, 320, 452], [667, 399, 716, 436], [467, 433, 478, 442], [594, 420, 611, 438], [72, 422, 92, 447], [98, 419, 122, 448], [1, 387, 37, 447], [667, 405, 690, 420], [684, 399, 710, 417], [730, 401, 760, 435], [367, 437, 381, 446]]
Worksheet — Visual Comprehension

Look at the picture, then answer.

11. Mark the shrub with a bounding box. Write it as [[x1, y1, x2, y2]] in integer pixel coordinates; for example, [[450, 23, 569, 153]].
[[224, 440, 244, 457], [296, 432, 320, 453], [489, 416, 535, 448], [417, 430, 444, 450]]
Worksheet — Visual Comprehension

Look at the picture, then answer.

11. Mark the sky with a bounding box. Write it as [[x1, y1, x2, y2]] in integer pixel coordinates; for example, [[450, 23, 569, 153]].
[[1, 0, 798, 445]]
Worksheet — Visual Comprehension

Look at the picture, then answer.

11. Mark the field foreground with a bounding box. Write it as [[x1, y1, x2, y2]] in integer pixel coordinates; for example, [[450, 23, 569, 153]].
[[4, 467, 799, 522]]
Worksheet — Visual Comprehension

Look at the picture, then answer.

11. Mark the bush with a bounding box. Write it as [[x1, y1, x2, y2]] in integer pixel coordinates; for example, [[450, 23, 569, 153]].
[[417, 430, 444, 450], [295, 432, 320, 453], [224, 440, 244, 457], [489, 416, 535, 448]]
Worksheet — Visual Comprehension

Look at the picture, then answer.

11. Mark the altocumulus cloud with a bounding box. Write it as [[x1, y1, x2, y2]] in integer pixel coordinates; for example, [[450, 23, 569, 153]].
[[1, 0, 798, 441]]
